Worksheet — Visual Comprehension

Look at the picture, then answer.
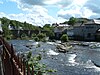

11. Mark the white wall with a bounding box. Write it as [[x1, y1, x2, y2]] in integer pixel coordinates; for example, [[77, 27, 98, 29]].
[[0, 21, 2, 31]]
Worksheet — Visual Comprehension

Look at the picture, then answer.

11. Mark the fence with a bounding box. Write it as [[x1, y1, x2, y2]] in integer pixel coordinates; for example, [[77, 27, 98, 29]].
[[0, 37, 34, 75]]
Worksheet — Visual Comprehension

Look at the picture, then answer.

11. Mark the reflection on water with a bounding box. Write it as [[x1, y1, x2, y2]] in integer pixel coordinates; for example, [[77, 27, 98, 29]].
[[9, 40, 100, 75]]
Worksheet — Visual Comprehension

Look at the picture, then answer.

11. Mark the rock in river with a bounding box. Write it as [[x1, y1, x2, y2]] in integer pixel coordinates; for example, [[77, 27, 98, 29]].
[[56, 43, 72, 53]]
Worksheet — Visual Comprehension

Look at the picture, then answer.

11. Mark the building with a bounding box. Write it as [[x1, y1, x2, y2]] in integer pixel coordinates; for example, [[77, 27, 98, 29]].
[[54, 23, 69, 39], [71, 19, 100, 41]]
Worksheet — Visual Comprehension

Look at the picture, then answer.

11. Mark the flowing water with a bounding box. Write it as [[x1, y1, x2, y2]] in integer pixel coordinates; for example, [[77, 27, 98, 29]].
[[9, 40, 100, 75]]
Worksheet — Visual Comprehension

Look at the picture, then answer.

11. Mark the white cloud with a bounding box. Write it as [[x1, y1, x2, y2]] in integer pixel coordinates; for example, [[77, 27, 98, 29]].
[[85, 0, 100, 14], [8, 0, 100, 25], [8, 0, 60, 26], [57, 0, 100, 19], [0, 12, 6, 17], [44, 0, 61, 5], [8, 0, 75, 25], [10, 0, 73, 7], [0, 6, 57, 26], [58, 6, 96, 19], [73, 0, 88, 7]]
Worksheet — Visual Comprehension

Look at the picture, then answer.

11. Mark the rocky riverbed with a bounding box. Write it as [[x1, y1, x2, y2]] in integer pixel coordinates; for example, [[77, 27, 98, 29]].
[[9, 40, 100, 75]]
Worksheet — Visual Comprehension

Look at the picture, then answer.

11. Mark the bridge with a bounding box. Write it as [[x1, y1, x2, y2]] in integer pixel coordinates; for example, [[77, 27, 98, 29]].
[[0, 37, 34, 75], [11, 29, 48, 38]]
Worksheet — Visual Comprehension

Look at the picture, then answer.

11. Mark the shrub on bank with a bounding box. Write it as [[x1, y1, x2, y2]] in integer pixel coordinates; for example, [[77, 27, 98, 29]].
[[34, 37, 39, 42], [60, 34, 69, 42], [22, 51, 57, 75]]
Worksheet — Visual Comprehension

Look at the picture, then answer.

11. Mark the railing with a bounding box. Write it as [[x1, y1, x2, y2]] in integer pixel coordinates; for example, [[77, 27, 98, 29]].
[[0, 37, 34, 75]]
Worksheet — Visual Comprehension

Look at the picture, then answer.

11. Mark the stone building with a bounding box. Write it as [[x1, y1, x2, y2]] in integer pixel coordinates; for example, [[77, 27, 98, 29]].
[[72, 19, 100, 41], [54, 23, 69, 39]]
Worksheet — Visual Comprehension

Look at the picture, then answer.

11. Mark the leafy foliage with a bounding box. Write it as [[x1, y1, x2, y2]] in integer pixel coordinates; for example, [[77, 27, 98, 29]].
[[37, 33, 46, 40], [34, 37, 39, 42], [60, 34, 69, 42], [0, 17, 38, 39], [68, 17, 78, 26], [22, 51, 56, 75], [0, 17, 55, 40], [43, 24, 55, 39], [21, 33, 29, 40]]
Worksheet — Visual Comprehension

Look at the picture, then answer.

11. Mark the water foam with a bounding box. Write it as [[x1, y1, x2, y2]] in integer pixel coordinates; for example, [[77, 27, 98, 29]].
[[47, 42, 54, 45], [33, 42, 39, 45], [47, 49, 59, 55], [68, 54, 77, 63], [84, 60, 100, 72]]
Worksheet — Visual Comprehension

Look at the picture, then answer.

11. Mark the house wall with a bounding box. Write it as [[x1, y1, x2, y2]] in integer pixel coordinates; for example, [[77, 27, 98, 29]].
[[73, 24, 100, 41], [83, 24, 99, 40], [73, 26, 85, 40], [0, 21, 2, 32], [54, 25, 69, 39], [66, 29, 74, 39]]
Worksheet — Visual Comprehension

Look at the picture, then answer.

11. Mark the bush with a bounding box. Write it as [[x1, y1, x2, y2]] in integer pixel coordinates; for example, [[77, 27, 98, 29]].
[[5, 35, 12, 40], [37, 33, 46, 40], [60, 34, 69, 42], [34, 37, 39, 42], [41, 38, 47, 42], [21, 33, 29, 40], [37, 33, 46, 41], [31, 33, 37, 38], [22, 51, 56, 75]]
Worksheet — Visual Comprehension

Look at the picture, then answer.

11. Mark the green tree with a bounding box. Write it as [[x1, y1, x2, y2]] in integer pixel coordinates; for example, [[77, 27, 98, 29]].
[[0, 17, 56, 40], [43, 24, 51, 28], [1, 17, 10, 24], [34, 37, 39, 42], [60, 34, 69, 42], [68, 17, 77, 26], [2, 25, 12, 39], [31, 33, 36, 38], [37, 33, 46, 40], [21, 33, 28, 40], [43, 24, 55, 39]]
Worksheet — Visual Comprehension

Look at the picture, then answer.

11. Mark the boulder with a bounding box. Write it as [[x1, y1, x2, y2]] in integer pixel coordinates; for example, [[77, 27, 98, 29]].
[[56, 43, 72, 53]]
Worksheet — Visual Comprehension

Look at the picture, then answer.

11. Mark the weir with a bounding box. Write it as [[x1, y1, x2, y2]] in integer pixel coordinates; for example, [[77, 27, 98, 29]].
[[0, 37, 34, 75]]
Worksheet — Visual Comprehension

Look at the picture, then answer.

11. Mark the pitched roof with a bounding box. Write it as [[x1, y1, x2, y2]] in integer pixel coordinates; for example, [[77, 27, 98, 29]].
[[93, 19, 100, 24], [84, 19, 100, 25]]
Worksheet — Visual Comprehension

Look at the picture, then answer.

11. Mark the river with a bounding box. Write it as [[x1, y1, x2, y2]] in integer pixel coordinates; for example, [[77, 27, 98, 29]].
[[9, 40, 100, 75]]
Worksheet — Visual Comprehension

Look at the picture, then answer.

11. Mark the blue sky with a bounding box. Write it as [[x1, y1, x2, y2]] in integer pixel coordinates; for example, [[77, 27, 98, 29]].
[[0, 0, 100, 26], [0, 0, 20, 14], [0, 0, 59, 17]]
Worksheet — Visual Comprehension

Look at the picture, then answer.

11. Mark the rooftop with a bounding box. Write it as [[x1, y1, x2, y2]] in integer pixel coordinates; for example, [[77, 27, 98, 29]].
[[85, 19, 100, 25], [93, 19, 100, 24]]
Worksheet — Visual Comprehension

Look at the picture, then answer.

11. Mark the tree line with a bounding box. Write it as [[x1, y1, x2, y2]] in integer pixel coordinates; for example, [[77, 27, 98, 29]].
[[0, 17, 89, 41], [0, 17, 55, 40]]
